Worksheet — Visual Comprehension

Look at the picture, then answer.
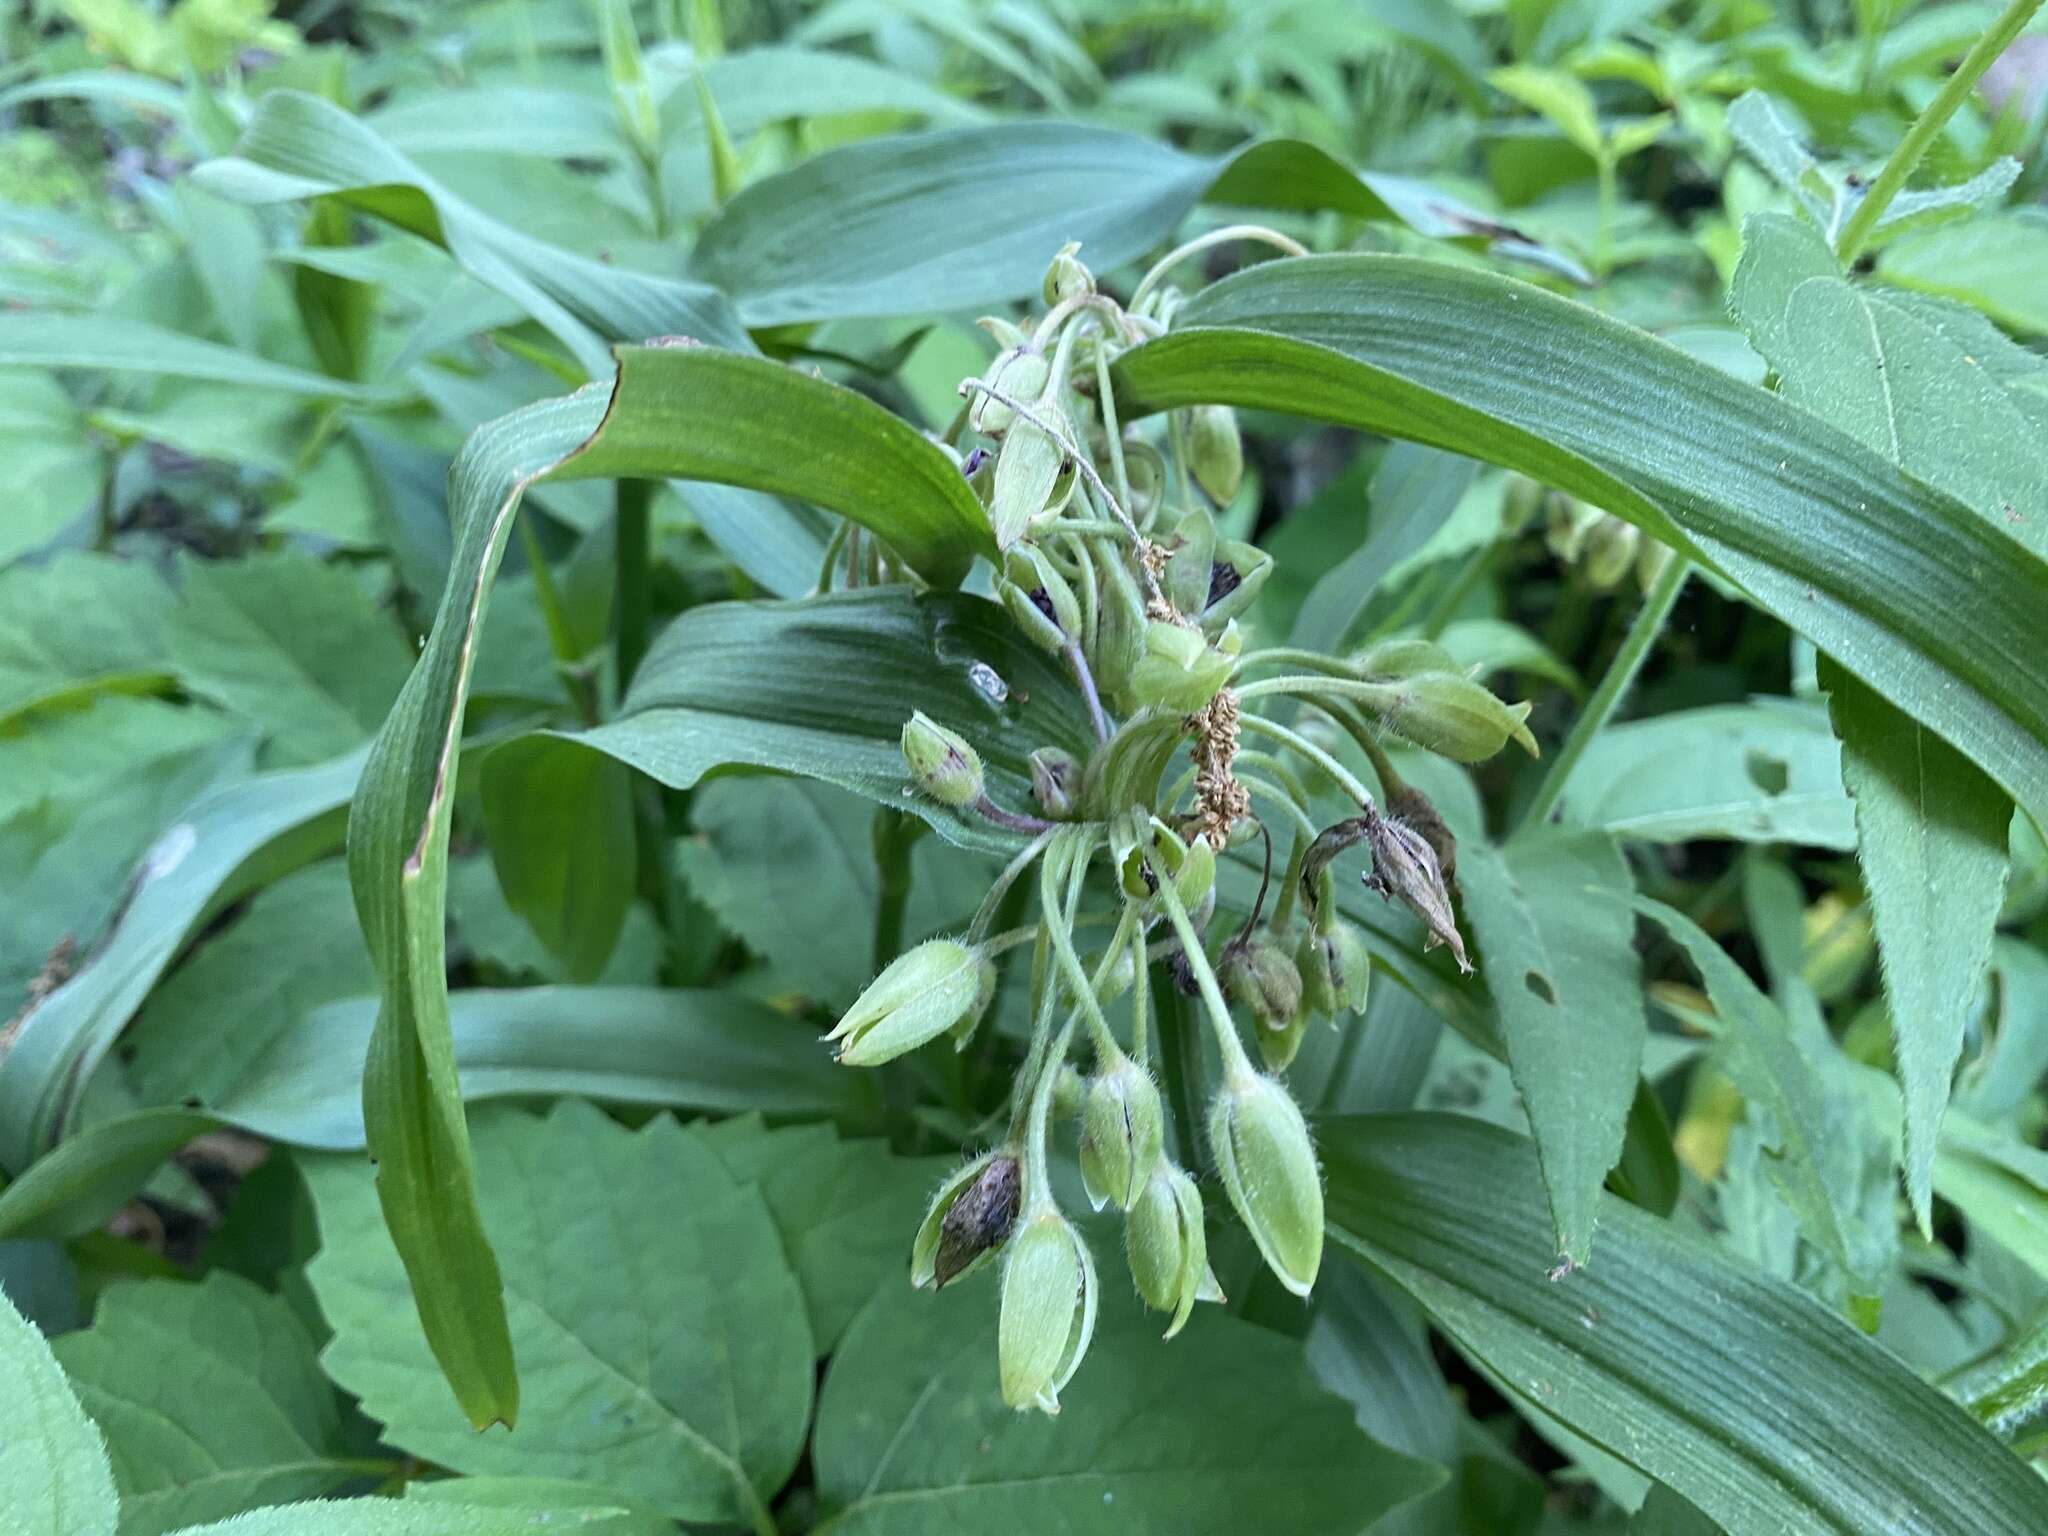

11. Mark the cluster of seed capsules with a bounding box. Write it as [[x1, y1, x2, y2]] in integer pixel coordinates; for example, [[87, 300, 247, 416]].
[[821, 240, 1539, 1413]]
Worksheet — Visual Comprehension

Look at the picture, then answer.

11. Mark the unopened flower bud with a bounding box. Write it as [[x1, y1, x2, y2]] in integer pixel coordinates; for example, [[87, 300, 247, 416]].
[[912, 1148, 1021, 1288], [988, 415, 1070, 549], [999, 1208, 1098, 1412], [1222, 935, 1302, 1031], [1257, 1009, 1311, 1072], [1126, 1158, 1223, 1337], [1352, 636, 1459, 680], [1078, 1054, 1165, 1211], [1544, 490, 1592, 562], [1042, 241, 1094, 306], [1163, 507, 1218, 617], [1297, 920, 1371, 1018], [1501, 473, 1545, 531], [1208, 1071, 1323, 1296], [825, 938, 994, 1065], [901, 711, 983, 807], [1029, 747, 1079, 819], [1130, 620, 1232, 712], [1580, 514, 1639, 590], [971, 347, 1051, 436], [1189, 405, 1244, 505], [1373, 672, 1537, 763], [1091, 553, 1148, 705]]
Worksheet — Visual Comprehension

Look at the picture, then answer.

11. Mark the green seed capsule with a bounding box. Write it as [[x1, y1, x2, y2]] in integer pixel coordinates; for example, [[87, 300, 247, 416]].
[[1208, 1071, 1323, 1296], [998, 1208, 1098, 1413], [1126, 1158, 1223, 1337], [1078, 1055, 1165, 1211], [824, 939, 993, 1066], [900, 711, 983, 808], [1130, 621, 1232, 713], [1189, 404, 1244, 504], [1374, 672, 1538, 763]]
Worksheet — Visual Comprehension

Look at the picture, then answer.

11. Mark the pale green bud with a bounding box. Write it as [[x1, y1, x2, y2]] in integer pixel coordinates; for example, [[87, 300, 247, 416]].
[[1222, 935, 1302, 1031], [999, 1208, 1098, 1412], [1029, 746, 1079, 819], [825, 939, 993, 1066], [1130, 620, 1232, 713], [1297, 920, 1372, 1018], [1208, 1071, 1323, 1296], [1078, 1055, 1164, 1212], [912, 1148, 1021, 1288], [1090, 552, 1149, 707], [1126, 1158, 1223, 1337], [1580, 514, 1639, 590], [1256, 1009, 1311, 1072], [989, 414, 1069, 549], [1544, 489, 1592, 562], [1188, 404, 1244, 505], [901, 711, 983, 807], [1163, 507, 1218, 618], [1176, 835, 1217, 914], [1352, 636, 1459, 680], [1373, 672, 1538, 763], [1501, 472, 1545, 532], [1042, 240, 1094, 306], [971, 346, 1051, 437]]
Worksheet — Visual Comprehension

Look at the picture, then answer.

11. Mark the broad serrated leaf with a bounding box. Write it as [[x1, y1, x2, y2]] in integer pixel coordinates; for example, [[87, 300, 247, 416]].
[[1108, 254, 2048, 834], [165, 554, 413, 765], [302, 1101, 811, 1526], [1726, 91, 1832, 226], [1878, 209, 2048, 335], [0, 554, 180, 729], [691, 1116, 951, 1352], [167, 1500, 627, 1536], [1323, 1112, 2048, 1535], [810, 1278, 1442, 1535], [53, 1273, 363, 1535], [1557, 699, 1854, 847], [407, 1477, 668, 1536], [1458, 830, 1644, 1265], [0, 1284, 116, 1536]]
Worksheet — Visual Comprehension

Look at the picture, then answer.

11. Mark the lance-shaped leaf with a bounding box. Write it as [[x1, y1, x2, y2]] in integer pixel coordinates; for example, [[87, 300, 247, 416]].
[[1322, 1112, 2048, 1535], [693, 121, 1581, 326], [1457, 830, 1645, 1266], [341, 346, 1002, 1426], [193, 90, 747, 375], [1108, 254, 2048, 834]]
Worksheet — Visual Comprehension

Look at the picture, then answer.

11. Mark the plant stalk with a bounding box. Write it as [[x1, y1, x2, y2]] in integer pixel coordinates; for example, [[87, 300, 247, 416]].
[[1518, 553, 1689, 833], [614, 477, 653, 699], [1837, 0, 2048, 261]]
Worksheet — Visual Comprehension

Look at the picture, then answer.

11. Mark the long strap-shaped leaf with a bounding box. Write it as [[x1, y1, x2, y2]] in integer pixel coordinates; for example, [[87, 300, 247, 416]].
[[1110, 254, 2048, 831], [348, 345, 995, 1426], [194, 91, 749, 375], [1323, 1113, 2048, 1533]]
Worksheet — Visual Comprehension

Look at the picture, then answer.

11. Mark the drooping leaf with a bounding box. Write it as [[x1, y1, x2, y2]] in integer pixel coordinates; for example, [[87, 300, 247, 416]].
[[1458, 830, 1644, 1265], [302, 1101, 812, 1527], [52, 1272, 366, 1535], [0, 1285, 116, 1536], [478, 737, 636, 984], [1556, 700, 1854, 848], [194, 91, 748, 376], [809, 1278, 1442, 1535], [692, 121, 1578, 326], [1109, 254, 2048, 833], [0, 750, 360, 1173], [165, 553, 414, 765], [1323, 1112, 2048, 1535], [0, 313, 373, 400], [0, 1108, 220, 1242]]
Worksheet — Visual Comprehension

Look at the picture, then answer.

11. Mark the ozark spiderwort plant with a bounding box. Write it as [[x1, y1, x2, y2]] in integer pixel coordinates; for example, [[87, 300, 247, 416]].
[[822, 236, 1536, 1411]]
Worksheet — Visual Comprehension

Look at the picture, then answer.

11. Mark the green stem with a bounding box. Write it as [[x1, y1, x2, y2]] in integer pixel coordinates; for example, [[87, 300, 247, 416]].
[[1152, 978, 1198, 1167], [871, 808, 919, 972], [1145, 846, 1254, 1083], [968, 829, 1056, 942], [1418, 538, 1505, 639], [1237, 712, 1378, 808], [1837, 0, 2048, 261], [614, 477, 652, 699], [1595, 152, 1617, 281], [1518, 554, 1689, 834]]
